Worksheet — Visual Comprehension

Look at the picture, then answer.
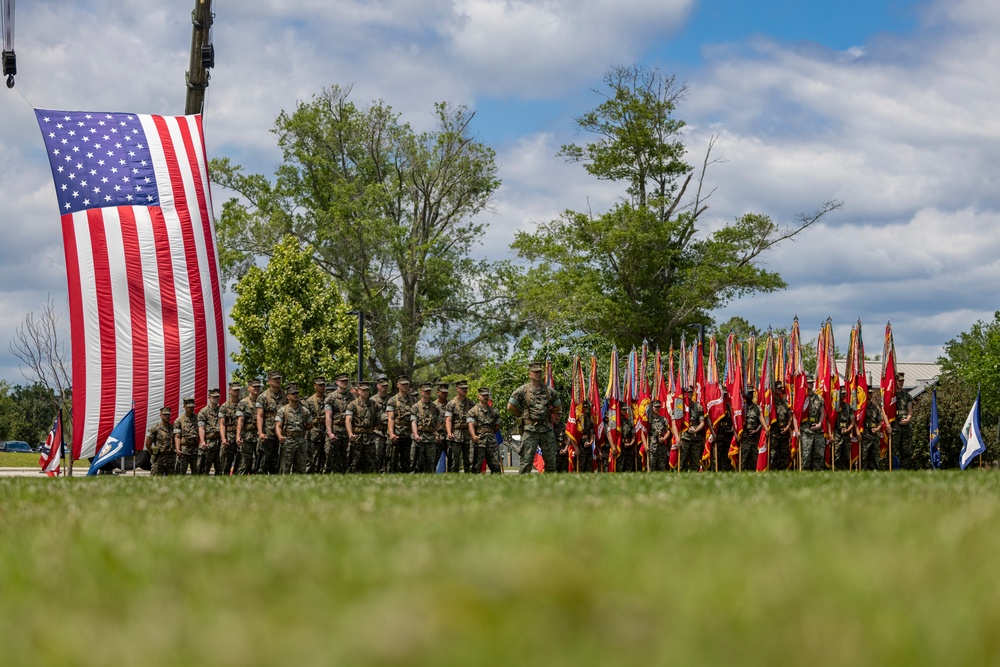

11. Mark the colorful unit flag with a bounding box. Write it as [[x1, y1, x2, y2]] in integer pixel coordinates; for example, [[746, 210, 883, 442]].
[[87, 408, 136, 475], [929, 389, 941, 470], [39, 410, 64, 477], [959, 389, 985, 470], [35, 109, 226, 461]]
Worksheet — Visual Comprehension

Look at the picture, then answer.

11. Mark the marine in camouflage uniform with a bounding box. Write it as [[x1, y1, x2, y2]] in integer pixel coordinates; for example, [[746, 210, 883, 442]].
[[410, 383, 442, 473], [892, 373, 915, 469], [371, 378, 391, 472], [256, 371, 286, 475], [236, 379, 261, 475], [386, 376, 415, 473], [218, 383, 242, 476], [145, 406, 175, 475], [713, 394, 735, 472], [506, 361, 562, 474], [647, 401, 671, 472], [276, 383, 313, 474], [445, 380, 475, 473], [576, 401, 595, 473], [346, 382, 378, 473], [173, 397, 200, 475], [434, 383, 450, 471], [304, 378, 328, 474], [770, 384, 792, 471], [555, 420, 569, 473], [617, 406, 637, 472], [739, 392, 761, 472], [197, 388, 223, 475], [676, 389, 705, 472], [862, 389, 889, 471], [798, 379, 827, 471], [833, 390, 855, 471], [324, 373, 353, 474], [467, 387, 502, 474]]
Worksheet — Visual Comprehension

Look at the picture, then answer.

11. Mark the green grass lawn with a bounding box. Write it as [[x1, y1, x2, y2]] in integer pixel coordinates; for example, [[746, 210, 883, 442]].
[[2, 473, 999, 666], [0, 452, 39, 467]]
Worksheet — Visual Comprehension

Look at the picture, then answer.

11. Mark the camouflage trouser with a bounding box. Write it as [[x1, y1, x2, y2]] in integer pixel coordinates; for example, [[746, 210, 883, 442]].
[[618, 444, 639, 472], [387, 436, 410, 473], [256, 436, 280, 475], [800, 429, 826, 471], [892, 426, 914, 469], [199, 442, 223, 475], [714, 432, 735, 471], [861, 434, 881, 470], [237, 436, 257, 475], [649, 443, 669, 471], [518, 428, 556, 474], [412, 435, 437, 473], [833, 436, 851, 470], [150, 452, 175, 476], [348, 434, 377, 473], [175, 445, 199, 475], [306, 435, 325, 474], [770, 436, 791, 471], [741, 434, 758, 472], [472, 440, 503, 474], [679, 436, 701, 472], [325, 431, 348, 474], [220, 443, 238, 476], [576, 443, 594, 473], [447, 439, 471, 473], [374, 434, 388, 473], [280, 435, 308, 474]]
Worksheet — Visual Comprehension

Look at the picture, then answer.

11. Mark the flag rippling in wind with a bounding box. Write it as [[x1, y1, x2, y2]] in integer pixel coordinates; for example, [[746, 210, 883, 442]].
[[35, 109, 226, 461], [959, 389, 985, 470], [39, 410, 64, 477], [929, 389, 941, 470], [87, 408, 136, 475]]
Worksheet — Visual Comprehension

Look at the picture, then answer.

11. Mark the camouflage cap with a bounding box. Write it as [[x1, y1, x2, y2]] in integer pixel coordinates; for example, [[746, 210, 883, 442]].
[[652, 399, 662, 407], [419, 382, 433, 391], [268, 370, 282, 380], [248, 378, 262, 388], [478, 386, 491, 395], [774, 381, 784, 389], [228, 382, 242, 391], [805, 374, 815, 383], [335, 372, 350, 382], [286, 383, 300, 395], [183, 396, 195, 405], [159, 405, 171, 414], [314, 377, 327, 385], [396, 375, 411, 385], [376, 377, 389, 386], [437, 382, 449, 392], [528, 361, 544, 372], [455, 380, 469, 389], [356, 381, 371, 391], [208, 388, 221, 398]]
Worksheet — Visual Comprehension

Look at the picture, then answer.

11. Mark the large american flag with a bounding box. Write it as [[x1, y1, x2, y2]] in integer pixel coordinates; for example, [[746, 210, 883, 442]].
[[35, 109, 226, 460]]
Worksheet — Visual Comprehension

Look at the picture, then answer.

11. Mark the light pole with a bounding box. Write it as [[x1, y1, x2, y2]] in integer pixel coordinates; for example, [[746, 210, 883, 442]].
[[347, 310, 364, 383]]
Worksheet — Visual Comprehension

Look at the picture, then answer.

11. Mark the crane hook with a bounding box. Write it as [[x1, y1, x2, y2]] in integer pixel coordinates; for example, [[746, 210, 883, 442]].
[[5, 74, 12, 89]]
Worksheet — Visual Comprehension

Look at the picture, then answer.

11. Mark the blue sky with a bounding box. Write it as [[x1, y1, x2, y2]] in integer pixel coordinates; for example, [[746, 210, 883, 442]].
[[1, 0, 998, 386]]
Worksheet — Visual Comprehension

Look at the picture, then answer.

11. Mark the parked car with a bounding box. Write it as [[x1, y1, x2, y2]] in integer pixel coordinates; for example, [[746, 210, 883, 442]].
[[1, 440, 35, 453]]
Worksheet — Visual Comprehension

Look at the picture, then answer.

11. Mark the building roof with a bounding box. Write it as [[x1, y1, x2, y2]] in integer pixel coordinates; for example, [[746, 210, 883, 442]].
[[834, 360, 941, 396]]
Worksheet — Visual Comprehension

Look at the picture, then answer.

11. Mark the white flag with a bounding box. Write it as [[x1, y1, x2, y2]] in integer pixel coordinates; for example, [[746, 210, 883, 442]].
[[959, 390, 985, 470]]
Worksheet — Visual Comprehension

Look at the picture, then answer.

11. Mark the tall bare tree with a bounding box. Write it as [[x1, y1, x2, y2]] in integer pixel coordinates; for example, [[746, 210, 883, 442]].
[[9, 295, 72, 417]]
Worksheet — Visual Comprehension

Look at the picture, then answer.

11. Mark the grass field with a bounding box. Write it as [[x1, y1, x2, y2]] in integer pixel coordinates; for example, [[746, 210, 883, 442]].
[[0, 452, 38, 467], [2, 472, 999, 666]]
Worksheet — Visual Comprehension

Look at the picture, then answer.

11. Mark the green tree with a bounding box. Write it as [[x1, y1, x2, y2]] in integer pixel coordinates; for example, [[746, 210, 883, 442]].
[[512, 64, 841, 351], [229, 236, 357, 388], [939, 311, 1000, 412], [212, 86, 516, 379], [9, 383, 57, 444]]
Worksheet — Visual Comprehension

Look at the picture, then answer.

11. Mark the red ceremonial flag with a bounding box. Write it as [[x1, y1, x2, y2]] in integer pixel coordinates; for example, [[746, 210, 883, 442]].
[[589, 355, 603, 453], [605, 347, 622, 472], [35, 109, 226, 460], [666, 344, 681, 470], [39, 410, 64, 477], [756, 331, 776, 472], [703, 335, 724, 463], [882, 321, 898, 424], [725, 334, 745, 469], [565, 356, 586, 472]]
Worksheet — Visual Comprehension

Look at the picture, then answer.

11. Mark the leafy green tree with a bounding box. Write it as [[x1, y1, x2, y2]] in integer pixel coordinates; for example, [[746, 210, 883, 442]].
[[939, 311, 1000, 413], [9, 383, 58, 444], [212, 86, 516, 379], [512, 64, 841, 351], [229, 236, 357, 388]]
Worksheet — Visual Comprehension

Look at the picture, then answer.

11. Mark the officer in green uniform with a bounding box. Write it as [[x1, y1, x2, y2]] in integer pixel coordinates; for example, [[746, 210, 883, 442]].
[[740, 390, 761, 472], [434, 382, 450, 470], [676, 387, 705, 472], [618, 405, 637, 472], [386, 376, 415, 473], [198, 388, 223, 475], [324, 373, 353, 474], [256, 371, 286, 475], [219, 383, 242, 475], [577, 400, 595, 473], [770, 382, 792, 471], [236, 379, 261, 475], [276, 383, 314, 474], [371, 377, 391, 473], [446, 380, 475, 473], [410, 382, 442, 473], [797, 377, 827, 471], [346, 381, 378, 473], [862, 387, 890, 470], [304, 377, 327, 474], [555, 419, 569, 472], [833, 388, 855, 470], [713, 391, 735, 472], [647, 400, 671, 471], [468, 386, 502, 474], [145, 406, 175, 475], [893, 372, 915, 469], [507, 361, 562, 474], [174, 396, 199, 475]]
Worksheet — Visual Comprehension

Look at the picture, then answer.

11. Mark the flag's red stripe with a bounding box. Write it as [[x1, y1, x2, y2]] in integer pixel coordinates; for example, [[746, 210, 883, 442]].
[[192, 115, 227, 386], [154, 116, 208, 405], [62, 214, 87, 459], [119, 208, 149, 450], [87, 209, 118, 454], [149, 207, 181, 417]]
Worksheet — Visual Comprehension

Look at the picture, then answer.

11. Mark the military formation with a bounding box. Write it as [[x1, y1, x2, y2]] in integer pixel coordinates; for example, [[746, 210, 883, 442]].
[[143, 363, 915, 475]]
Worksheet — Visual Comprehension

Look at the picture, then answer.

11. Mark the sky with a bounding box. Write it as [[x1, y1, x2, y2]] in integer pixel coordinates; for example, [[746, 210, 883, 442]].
[[1, 0, 997, 385]]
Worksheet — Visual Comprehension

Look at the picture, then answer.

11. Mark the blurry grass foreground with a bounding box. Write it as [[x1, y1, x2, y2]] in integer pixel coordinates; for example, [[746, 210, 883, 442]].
[[2, 472, 1000, 667]]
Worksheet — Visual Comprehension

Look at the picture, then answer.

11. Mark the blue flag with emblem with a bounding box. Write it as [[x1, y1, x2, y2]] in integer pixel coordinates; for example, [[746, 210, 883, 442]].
[[435, 448, 447, 473], [87, 408, 136, 476], [929, 389, 941, 470], [959, 390, 984, 470]]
